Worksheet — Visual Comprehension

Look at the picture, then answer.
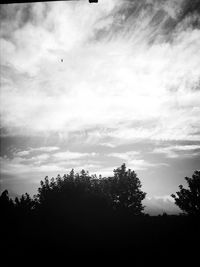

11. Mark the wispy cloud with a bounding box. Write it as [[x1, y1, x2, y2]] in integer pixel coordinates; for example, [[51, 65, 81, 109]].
[[152, 144, 200, 158], [0, 0, 200, 144], [108, 151, 140, 161], [52, 151, 96, 160], [13, 146, 60, 157], [0, 148, 98, 181], [107, 151, 168, 170]]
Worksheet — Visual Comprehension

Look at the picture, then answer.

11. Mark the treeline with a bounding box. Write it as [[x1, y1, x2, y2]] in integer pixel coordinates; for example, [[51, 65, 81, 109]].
[[1, 164, 146, 218], [0, 164, 200, 259], [1, 164, 200, 217]]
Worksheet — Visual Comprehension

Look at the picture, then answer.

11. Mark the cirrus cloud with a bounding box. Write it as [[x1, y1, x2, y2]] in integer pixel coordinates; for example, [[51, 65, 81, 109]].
[[0, 0, 200, 144]]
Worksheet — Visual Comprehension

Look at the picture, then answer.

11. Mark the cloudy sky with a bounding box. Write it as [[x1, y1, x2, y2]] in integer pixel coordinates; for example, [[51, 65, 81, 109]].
[[0, 0, 200, 215]]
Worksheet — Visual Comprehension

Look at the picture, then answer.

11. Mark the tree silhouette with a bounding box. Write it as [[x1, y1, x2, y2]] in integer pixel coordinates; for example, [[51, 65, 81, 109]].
[[33, 164, 146, 217], [100, 163, 146, 215], [15, 193, 35, 215], [0, 190, 14, 215], [1, 168, 200, 258], [34, 170, 109, 221], [171, 170, 200, 216]]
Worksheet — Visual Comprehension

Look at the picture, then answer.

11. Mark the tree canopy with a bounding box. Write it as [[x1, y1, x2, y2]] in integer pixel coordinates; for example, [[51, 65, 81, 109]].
[[33, 163, 146, 217], [0, 164, 146, 218], [171, 170, 200, 216], [1, 166, 200, 259], [99, 163, 146, 214]]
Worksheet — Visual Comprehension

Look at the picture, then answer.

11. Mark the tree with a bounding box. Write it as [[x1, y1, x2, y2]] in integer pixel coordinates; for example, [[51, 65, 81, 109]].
[[171, 170, 200, 216], [0, 190, 14, 215], [34, 164, 146, 217], [15, 193, 35, 214], [34, 171, 109, 219], [0, 190, 15, 237], [100, 163, 146, 215]]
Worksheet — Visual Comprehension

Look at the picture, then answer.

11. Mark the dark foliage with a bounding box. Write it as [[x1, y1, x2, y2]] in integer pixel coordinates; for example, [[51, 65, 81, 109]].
[[100, 163, 146, 214], [171, 170, 200, 216], [0, 165, 199, 263], [0, 189, 14, 213], [33, 163, 146, 217]]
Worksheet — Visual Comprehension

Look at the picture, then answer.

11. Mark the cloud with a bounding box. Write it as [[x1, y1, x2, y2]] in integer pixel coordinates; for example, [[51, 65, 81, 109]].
[[13, 146, 60, 157], [31, 146, 60, 152], [143, 195, 181, 215], [152, 144, 200, 158], [107, 151, 168, 170], [1, 0, 200, 146], [52, 151, 96, 160], [0, 147, 99, 185], [108, 151, 140, 161], [15, 150, 30, 157]]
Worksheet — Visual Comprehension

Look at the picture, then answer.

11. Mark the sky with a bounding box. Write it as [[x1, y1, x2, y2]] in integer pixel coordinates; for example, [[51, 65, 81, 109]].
[[0, 0, 200, 215]]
